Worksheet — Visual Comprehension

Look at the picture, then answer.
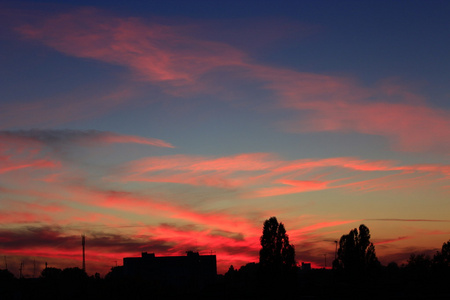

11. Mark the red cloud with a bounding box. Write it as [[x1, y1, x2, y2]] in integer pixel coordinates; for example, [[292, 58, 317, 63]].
[[80, 189, 261, 236], [125, 223, 260, 274], [0, 211, 53, 223], [0, 214, 262, 277]]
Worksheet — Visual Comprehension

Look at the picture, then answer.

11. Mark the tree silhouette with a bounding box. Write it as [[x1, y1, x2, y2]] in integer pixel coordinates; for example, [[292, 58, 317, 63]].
[[432, 239, 450, 279], [105, 266, 124, 281], [434, 240, 450, 266], [41, 267, 62, 280], [0, 268, 14, 281], [61, 267, 88, 281], [406, 253, 432, 283], [259, 216, 296, 271], [333, 224, 379, 276]]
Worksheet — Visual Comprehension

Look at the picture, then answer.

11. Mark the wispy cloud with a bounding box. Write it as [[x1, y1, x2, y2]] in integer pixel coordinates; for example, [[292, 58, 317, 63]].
[[373, 236, 412, 246], [1, 5, 449, 277], [119, 153, 449, 196], [0, 158, 58, 175], [367, 218, 450, 223], [15, 8, 246, 88], [8, 8, 450, 152], [249, 179, 336, 198], [252, 67, 450, 153], [65, 186, 261, 236], [0, 129, 174, 148], [0, 87, 136, 129]]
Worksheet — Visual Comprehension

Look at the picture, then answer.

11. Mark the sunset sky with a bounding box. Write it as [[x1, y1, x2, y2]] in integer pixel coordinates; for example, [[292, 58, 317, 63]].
[[1, 0, 449, 277]]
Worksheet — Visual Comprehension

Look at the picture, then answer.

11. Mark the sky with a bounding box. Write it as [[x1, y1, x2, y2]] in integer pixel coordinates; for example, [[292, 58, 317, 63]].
[[0, 0, 449, 277]]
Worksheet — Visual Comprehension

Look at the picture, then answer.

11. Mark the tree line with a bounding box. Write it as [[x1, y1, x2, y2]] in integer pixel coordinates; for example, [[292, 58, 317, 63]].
[[2, 216, 450, 299], [223, 217, 450, 298]]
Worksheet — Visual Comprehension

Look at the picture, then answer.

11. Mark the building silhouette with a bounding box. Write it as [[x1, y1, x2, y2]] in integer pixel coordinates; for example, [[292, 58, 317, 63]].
[[123, 251, 217, 289], [301, 262, 311, 271]]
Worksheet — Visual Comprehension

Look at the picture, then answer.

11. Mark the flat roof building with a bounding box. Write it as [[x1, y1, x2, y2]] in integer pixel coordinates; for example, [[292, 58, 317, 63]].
[[123, 251, 217, 289]]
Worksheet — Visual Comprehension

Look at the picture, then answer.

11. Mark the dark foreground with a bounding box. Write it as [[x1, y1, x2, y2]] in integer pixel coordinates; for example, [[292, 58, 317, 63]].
[[2, 267, 450, 300]]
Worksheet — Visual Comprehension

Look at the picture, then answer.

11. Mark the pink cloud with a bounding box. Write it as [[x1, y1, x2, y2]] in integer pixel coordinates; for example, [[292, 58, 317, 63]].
[[341, 171, 444, 192], [121, 153, 280, 189], [0, 159, 58, 175], [249, 179, 335, 198], [118, 153, 449, 196], [0, 211, 53, 223], [125, 153, 278, 173], [16, 8, 246, 87], [0, 182, 264, 274], [299, 101, 450, 152], [0, 199, 108, 227], [274, 157, 397, 173], [9, 8, 450, 152], [259, 68, 450, 152], [0, 138, 60, 176], [95, 132, 174, 148], [294, 220, 359, 234], [63, 186, 261, 237]]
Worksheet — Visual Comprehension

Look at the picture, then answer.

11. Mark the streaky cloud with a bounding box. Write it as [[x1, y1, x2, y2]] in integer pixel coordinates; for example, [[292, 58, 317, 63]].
[[0, 129, 174, 148], [9, 7, 450, 152], [367, 218, 450, 223], [373, 236, 412, 245], [121, 154, 449, 196]]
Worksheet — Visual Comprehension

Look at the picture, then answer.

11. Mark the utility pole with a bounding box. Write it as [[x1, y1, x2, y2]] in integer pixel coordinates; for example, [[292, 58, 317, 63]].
[[323, 254, 327, 269], [3, 256, 7, 270], [19, 262, 24, 279], [82, 234, 86, 272]]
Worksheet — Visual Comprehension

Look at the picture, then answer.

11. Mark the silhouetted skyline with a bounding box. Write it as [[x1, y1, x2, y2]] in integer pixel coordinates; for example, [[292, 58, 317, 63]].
[[3, 221, 450, 299]]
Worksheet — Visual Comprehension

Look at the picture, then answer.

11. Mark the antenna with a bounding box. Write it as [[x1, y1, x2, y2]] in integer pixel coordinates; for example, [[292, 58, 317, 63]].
[[82, 234, 86, 272]]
